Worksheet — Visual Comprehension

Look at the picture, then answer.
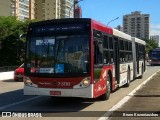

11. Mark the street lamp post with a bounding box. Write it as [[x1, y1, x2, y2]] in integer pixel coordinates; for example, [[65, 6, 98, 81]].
[[107, 17, 119, 26]]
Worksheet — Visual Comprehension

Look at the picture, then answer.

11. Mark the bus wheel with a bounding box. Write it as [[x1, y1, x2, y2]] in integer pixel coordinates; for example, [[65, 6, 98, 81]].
[[125, 69, 130, 87], [101, 75, 111, 100]]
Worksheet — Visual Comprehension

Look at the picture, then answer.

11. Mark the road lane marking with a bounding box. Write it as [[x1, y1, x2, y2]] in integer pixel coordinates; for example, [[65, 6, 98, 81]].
[[0, 96, 41, 110], [98, 69, 160, 120]]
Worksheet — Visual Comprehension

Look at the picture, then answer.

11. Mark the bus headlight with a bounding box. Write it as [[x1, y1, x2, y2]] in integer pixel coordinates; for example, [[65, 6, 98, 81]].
[[82, 77, 90, 86]]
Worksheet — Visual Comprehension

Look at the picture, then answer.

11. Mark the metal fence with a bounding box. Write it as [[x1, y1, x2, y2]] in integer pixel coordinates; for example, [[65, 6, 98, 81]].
[[0, 66, 18, 72]]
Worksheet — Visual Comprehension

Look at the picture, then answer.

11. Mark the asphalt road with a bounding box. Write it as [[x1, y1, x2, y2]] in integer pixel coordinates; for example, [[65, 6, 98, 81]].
[[0, 65, 160, 120]]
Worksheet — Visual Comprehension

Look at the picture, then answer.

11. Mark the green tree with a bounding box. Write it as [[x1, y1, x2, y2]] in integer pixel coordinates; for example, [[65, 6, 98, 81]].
[[0, 16, 35, 66], [146, 39, 159, 54]]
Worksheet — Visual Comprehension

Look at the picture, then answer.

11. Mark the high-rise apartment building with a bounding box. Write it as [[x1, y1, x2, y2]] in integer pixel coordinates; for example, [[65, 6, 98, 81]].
[[150, 35, 160, 47], [0, 0, 34, 20], [29, 0, 35, 20], [35, 0, 74, 20], [123, 11, 150, 40]]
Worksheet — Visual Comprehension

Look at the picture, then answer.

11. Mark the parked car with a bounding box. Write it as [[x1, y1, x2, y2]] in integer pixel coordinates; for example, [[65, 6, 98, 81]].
[[14, 64, 24, 81]]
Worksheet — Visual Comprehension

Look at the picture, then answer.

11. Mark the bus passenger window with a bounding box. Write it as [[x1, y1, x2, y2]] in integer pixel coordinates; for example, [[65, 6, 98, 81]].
[[103, 50, 109, 64], [110, 51, 114, 63], [109, 37, 113, 49], [103, 35, 108, 49], [125, 52, 128, 62], [94, 41, 103, 64]]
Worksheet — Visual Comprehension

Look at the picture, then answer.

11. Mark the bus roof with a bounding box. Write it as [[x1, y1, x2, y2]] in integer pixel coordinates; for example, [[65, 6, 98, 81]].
[[29, 18, 91, 27], [29, 18, 114, 35], [132, 37, 146, 45], [91, 19, 113, 35], [113, 28, 132, 41], [28, 18, 141, 43]]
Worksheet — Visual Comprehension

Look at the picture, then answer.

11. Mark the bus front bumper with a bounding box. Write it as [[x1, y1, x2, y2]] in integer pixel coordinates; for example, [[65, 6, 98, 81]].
[[24, 85, 94, 98]]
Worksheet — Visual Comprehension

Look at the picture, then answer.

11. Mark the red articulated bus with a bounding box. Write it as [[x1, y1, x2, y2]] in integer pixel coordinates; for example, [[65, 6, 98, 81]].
[[24, 18, 146, 100]]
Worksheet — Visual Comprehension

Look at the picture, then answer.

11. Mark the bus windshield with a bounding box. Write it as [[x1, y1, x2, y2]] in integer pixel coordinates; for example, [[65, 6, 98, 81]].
[[27, 35, 90, 75], [150, 51, 160, 59]]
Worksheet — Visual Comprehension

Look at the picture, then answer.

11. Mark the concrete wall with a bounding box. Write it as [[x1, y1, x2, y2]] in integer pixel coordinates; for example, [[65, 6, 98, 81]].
[[0, 71, 14, 80]]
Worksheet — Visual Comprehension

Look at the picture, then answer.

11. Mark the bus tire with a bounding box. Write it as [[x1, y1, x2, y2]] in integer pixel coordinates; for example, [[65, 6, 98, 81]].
[[101, 75, 111, 100], [125, 69, 130, 87]]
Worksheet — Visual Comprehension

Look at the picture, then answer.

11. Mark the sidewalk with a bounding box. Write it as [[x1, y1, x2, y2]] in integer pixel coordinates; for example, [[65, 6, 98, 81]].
[[109, 71, 160, 120]]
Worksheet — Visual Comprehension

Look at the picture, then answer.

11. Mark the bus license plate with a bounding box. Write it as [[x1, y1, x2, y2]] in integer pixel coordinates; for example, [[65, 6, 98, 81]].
[[50, 91, 61, 96]]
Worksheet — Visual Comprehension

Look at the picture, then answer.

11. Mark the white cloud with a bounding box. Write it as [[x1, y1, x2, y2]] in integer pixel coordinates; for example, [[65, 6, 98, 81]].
[[150, 24, 160, 36], [150, 24, 160, 47]]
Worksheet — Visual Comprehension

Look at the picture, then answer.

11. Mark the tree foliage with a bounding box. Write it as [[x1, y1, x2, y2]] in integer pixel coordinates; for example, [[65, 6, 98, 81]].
[[146, 39, 159, 54], [0, 16, 35, 67]]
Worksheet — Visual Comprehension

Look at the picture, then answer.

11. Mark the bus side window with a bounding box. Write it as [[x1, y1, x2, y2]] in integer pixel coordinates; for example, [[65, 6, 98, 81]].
[[94, 40, 103, 64], [128, 42, 133, 62], [109, 37, 113, 49], [104, 50, 109, 64], [124, 41, 128, 62], [119, 39, 125, 63], [103, 35, 108, 49], [108, 36, 114, 63], [93, 29, 103, 65], [103, 35, 109, 64]]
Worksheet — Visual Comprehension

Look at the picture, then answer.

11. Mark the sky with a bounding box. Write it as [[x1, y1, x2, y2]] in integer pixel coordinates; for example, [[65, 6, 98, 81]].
[[79, 0, 160, 37]]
